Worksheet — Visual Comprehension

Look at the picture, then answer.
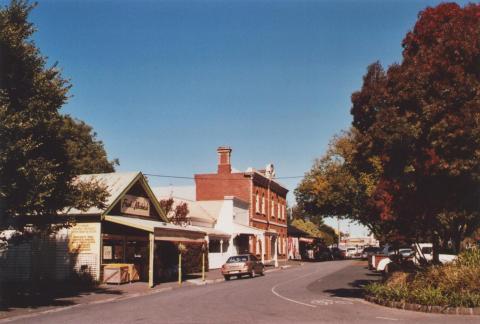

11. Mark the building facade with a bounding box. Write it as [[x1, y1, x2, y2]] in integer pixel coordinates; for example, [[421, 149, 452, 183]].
[[0, 172, 206, 288], [153, 186, 266, 270], [195, 147, 289, 265]]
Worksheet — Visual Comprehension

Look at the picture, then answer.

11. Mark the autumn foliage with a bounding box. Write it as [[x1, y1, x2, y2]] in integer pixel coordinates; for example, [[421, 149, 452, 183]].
[[296, 3, 480, 255], [159, 198, 190, 225]]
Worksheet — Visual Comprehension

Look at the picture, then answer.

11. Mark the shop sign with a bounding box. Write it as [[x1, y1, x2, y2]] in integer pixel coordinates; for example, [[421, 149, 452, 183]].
[[68, 222, 100, 254], [121, 194, 150, 217]]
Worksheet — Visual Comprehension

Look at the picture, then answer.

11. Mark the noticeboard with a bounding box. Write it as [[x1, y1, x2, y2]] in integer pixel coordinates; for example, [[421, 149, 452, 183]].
[[68, 222, 101, 254]]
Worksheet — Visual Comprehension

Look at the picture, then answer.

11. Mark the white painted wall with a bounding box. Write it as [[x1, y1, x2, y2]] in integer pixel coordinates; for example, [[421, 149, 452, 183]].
[[192, 197, 253, 269]]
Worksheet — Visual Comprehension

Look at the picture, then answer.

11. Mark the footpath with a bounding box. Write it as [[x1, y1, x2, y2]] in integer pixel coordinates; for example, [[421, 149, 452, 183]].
[[0, 260, 303, 322]]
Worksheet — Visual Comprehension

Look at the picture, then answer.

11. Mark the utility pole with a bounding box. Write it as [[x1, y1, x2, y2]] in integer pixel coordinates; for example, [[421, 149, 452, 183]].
[[337, 217, 341, 248]]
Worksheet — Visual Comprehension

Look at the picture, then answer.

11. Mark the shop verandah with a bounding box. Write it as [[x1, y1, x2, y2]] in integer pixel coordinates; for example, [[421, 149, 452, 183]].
[[102, 215, 206, 287]]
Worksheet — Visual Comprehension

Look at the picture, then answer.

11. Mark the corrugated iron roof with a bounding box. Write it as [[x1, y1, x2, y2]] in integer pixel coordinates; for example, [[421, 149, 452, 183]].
[[152, 187, 217, 222], [62, 172, 140, 215]]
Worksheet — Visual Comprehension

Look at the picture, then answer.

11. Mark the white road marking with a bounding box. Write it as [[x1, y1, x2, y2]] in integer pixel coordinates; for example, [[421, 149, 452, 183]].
[[270, 265, 359, 309], [311, 298, 354, 306], [375, 316, 399, 321], [271, 269, 321, 308], [311, 299, 334, 305]]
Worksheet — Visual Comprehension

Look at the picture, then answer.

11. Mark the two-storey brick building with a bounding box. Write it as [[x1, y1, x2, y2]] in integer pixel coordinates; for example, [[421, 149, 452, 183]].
[[195, 147, 288, 264]]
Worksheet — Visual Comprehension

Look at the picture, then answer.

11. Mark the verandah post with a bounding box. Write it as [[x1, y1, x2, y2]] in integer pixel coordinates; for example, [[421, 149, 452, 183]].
[[178, 253, 182, 285], [148, 233, 154, 288]]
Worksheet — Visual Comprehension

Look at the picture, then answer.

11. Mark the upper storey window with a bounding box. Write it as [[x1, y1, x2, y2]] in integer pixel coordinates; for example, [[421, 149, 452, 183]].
[[271, 198, 275, 218], [262, 193, 266, 215]]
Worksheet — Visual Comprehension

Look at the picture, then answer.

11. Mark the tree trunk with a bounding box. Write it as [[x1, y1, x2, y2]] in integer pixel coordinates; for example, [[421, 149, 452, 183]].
[[432, 233, 440, 264], [453, 231, 462, 255]]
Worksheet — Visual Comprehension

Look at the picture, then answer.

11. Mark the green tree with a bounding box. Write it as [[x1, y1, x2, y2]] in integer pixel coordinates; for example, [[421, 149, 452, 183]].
[[60, 115, 118, 175], [290, 208, 338, 246], [295, 130, 394, 242], [0, 1, 112, 236]]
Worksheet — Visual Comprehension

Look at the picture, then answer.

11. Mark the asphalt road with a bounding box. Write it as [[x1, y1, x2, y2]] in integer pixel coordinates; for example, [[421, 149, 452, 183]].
[[6, 260, 478, 324]]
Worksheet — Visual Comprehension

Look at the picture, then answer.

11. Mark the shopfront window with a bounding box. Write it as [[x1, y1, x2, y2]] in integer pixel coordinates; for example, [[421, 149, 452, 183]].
[[209, 240, 221, 253]]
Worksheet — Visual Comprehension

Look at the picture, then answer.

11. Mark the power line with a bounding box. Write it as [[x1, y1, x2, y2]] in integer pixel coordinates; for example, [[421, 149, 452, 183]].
[[143, 173, 304, 181]]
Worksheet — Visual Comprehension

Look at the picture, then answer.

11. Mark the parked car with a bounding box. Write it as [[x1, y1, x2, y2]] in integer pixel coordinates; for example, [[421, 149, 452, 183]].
[[412, 243, 457, 264], [331, 247, 346, 260], [221, 254, 264, 280], [345, 247, 362, 259], [398, 248, 414, 258], [362, 246, 380, 260], [315, 246, 334, 261], [378, 245, 396, 256], [375, 243, 457, 272]]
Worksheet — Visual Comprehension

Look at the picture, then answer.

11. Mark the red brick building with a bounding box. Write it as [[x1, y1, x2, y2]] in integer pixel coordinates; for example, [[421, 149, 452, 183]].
[[195, 147, 289, 264]]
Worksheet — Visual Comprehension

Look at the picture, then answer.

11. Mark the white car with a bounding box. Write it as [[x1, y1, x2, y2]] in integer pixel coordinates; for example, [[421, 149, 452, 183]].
[[398, 248, 414, 258], [345, 247, 360, 259], [376, 243, 457, 272]]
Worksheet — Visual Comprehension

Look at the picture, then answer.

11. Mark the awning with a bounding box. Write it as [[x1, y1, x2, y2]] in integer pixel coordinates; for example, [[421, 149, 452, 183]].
[[190, 226, 230, 239], [104, 215, 206, 244], [231, 223, 265, 236]]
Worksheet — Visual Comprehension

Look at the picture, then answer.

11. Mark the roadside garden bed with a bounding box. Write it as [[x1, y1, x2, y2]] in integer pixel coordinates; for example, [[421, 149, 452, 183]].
[[364, 249, 480, 314]]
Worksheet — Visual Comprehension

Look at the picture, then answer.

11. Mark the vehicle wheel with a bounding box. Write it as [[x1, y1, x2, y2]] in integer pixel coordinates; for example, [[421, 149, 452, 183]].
[[260, 269, 265, 276], [250, 269, 255, 278], [224, 275, 230, 281]]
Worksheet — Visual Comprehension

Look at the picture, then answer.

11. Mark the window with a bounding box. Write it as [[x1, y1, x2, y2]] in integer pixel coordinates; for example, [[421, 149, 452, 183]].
[[271, 198, 275, 218], [227, 256, 248, 263], [262, 194, 266, 214], [209, 240, 221, 253], [255, 192, 260, 213]]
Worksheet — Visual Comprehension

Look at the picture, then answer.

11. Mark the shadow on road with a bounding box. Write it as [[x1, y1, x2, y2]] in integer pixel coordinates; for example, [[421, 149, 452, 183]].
[[316, 263, 382, 299], [323, 278, 372, 299], [0, 281, 123, 313]]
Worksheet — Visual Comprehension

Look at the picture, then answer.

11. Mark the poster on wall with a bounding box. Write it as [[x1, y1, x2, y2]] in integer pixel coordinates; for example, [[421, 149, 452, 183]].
[[114, 245, 123, 260], [103, 246, 112, 260], [68, 222, 101, 254]]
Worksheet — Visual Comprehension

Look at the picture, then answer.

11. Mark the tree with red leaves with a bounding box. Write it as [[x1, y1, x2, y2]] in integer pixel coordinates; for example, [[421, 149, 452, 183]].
[[351, 2, 480, 259], [297, 3, 480, 260], [159, 198, 190, 225]]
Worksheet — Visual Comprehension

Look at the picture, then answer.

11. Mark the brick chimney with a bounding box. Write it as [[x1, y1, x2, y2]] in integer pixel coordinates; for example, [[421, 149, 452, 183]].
[[217, 146, 232, 174]]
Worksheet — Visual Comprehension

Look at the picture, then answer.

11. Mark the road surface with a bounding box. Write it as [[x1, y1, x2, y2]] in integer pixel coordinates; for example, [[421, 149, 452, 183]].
[[5, 260, 476, 323]]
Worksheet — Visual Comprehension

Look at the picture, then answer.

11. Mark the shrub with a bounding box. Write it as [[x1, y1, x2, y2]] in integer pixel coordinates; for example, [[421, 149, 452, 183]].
[[365, 249, 480, 307], [456, 248, 480, 267]]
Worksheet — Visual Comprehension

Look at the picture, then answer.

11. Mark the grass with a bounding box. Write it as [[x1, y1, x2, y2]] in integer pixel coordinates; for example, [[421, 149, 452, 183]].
[[365, 249, 480, 308]]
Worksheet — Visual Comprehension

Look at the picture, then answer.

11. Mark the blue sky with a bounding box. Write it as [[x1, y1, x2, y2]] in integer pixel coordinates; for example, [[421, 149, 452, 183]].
[[22, 0, 467, 236]]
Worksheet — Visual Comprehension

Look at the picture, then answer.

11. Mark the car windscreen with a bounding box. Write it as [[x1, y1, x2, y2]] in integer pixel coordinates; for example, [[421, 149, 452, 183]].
[[227, 256, 248, 263]]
